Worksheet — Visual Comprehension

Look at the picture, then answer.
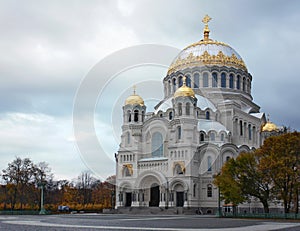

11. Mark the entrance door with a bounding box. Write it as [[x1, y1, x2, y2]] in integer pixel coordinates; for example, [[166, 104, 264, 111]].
[[149, 185, 160, 207], [176, 192, 184, 207], [125, 192, 132, 207]]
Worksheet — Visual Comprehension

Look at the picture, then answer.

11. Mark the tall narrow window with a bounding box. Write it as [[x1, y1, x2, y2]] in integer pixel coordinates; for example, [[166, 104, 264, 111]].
[[194, 73, 199, 88], [229, 74, 234, 89], [193, 184, 197, 197], [206, 111, 210, 120], [203, 73, 209, 87], [221, 133, 225, 141], [212, 72, 218, 87], [186, 75, 191, 87], [247, 79, 251, 93], [186, 103, 190, 115], [248, 124, 252, 140], [142, 111, 145, 122], [237, 75, 241, 90], [152, 132, 163, 157], [240, 120, 243, 136], [221, 73, 226, 88], [200, 133, 205, 142], [168, 80, 171, 95], [127, 111, 131, 122], [177, 126, 182, 140], [169, 111, 173, 120], [207, 184, 212, 197], [179, 76, 183, 87], [134, 110, 139, 122], [243, 77, 246, 91], [178, 103, 182, 116], [207, 156, 212, 172], [173, 78, 176, 92]]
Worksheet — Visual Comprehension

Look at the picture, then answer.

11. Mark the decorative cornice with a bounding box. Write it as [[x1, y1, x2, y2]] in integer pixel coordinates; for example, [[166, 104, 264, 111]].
[[167, 50, 247, 75]]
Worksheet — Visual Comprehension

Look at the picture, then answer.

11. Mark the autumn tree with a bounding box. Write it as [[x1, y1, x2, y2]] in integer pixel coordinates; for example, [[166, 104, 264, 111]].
[[214, 152, 272, 213], [75, 171, 98, 206], [259, 132, 300, 213], [214, 132, 300, 214], [1, 157, 35, 209], [1, 157, 54, 210]]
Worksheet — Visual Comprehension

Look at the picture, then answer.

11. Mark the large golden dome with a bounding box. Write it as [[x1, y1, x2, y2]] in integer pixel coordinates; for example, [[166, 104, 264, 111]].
[[167, 15, 247, 75], [125, 87, 144, 106], [174, 77, 195, 98]]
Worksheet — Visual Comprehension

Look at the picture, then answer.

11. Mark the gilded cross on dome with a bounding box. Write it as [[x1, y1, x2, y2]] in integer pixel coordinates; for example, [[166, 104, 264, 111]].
[[133, 85, 136, 95], [202, 14, 212, 41], [202, 14, 212, 25]]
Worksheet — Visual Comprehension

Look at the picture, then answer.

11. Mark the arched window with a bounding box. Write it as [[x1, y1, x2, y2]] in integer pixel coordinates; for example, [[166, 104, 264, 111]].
[[177, 126, 182, 140], [210, 133, 215, 141], [152, 132, 163, 157], [173, 78, 176, 92], [179, 76, 183, 87], [168, 80, 171, 95], [226, 156, 231, 162], [127, 110, 131, 122], [207, 156, 212, 172], [240, 120, 243, 136], [194, 73, 199, 88], [243, 77, 246, 91], [247, 79, 251, 93], [205, 111, 210, 120], [212, 72, 218, 87], [200, 133, 205, 142], [134, 110, 139, 122], [221, 73, 226, 88], [237, 75, 241, 90], [229, 74, 234, 89], [169, 111, 173, 120], [178, 103, 182, 116], [142, 111, 145, 122], [186, 103, 190, 115], [193, 184, 197, 197], [221, 133, 225, 142], [207, 184, 212, 197], [248, 124, 252, 140], [203, 73, 209, 87], [186, 75, 191, 87]]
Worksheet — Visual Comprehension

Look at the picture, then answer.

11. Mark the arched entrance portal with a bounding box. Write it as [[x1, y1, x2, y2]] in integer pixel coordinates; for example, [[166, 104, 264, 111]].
[[149, 183, 160, 207]]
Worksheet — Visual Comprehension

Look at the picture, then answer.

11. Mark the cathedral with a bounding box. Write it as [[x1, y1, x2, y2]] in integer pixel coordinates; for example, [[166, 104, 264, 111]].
[[115, 15, 278, 214]]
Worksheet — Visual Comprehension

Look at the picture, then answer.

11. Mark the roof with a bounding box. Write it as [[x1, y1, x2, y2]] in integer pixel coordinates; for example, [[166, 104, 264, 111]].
[[198, 119, 229, 134], [154, 94, 217, 114]]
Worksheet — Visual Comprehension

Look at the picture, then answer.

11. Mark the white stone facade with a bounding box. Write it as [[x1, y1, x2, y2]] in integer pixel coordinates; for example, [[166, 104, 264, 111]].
[[115, 22, 267, 214]]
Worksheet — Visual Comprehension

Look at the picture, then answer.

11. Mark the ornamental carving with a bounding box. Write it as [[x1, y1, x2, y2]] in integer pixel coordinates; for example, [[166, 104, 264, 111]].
[[167, 50, 247, 75]]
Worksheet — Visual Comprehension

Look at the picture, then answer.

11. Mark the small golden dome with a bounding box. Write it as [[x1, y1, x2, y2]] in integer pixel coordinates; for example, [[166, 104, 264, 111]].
[[262, 120, 278, 132], [125, 86, 144, 106], [174, 77, 195, 98]]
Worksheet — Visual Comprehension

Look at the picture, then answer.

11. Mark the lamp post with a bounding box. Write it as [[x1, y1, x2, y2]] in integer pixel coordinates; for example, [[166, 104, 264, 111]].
[[38, 181, 46, 215]]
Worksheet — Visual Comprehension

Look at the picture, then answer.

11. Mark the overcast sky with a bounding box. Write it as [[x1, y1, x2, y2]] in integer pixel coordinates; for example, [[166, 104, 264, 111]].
[[1, 0, 300, 181]]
